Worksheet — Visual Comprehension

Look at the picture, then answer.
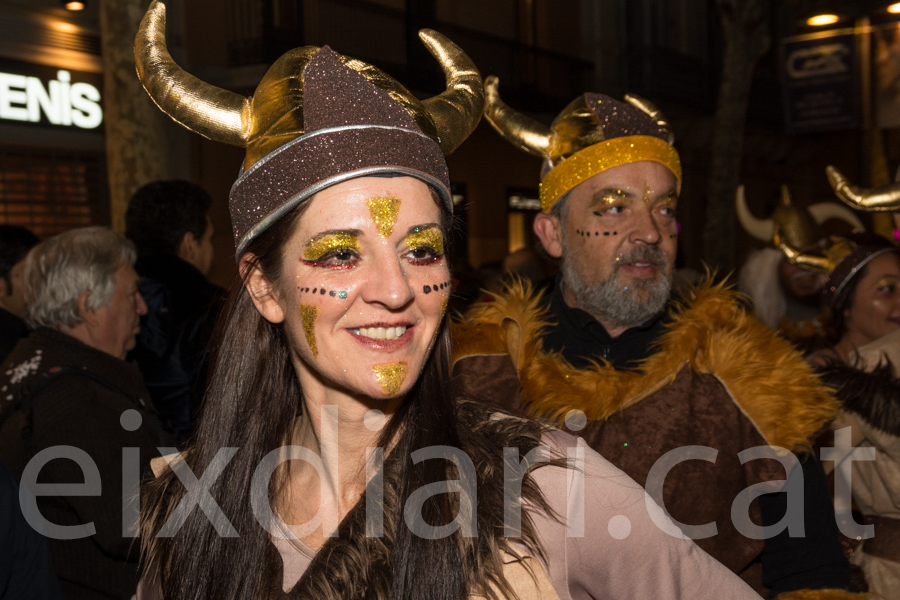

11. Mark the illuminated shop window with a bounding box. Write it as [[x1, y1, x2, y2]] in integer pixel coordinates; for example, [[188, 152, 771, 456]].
[[0, 147, 107, 238]]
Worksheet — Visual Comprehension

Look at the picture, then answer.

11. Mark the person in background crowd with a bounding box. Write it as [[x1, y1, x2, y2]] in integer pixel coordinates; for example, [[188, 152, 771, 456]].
[[453, 79, 858, 598], [0, 225, 39, 362], [0, 459, 63, 600], [0, 227, 165, 600], [776, 229, 900, 598], [126, 181, 224, 441], [736, 184, 863, 349]]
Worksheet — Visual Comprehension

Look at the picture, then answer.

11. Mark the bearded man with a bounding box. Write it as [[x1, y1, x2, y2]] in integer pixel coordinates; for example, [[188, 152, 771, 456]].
[[452, 80, 861, 599]]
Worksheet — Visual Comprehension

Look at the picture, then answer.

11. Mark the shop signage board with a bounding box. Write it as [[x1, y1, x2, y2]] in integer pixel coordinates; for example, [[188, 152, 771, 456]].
[[781, 30, 857, 133], [0, 58, 102, 130]]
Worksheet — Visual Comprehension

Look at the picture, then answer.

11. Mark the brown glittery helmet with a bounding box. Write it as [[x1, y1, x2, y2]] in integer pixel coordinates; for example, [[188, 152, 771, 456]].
[[135, 1, 483, 256], [735, 184, 863, 248], [482, 76, 681, 212]]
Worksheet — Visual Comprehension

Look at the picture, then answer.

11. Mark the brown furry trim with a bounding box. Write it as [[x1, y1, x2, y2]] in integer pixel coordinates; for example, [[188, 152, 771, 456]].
[[773, 590, 880, 600], [452, 278, 838, 452]]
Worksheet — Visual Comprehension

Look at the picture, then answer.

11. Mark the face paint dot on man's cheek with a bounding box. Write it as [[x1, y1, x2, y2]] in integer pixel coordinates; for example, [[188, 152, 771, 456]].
[[372, 361, 408, 396]]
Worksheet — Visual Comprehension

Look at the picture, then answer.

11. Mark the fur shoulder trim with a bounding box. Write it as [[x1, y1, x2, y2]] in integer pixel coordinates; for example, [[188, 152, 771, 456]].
[[774, 590, 878, 600], [452, 278, 838, 452], [817, 360, 900, 436]]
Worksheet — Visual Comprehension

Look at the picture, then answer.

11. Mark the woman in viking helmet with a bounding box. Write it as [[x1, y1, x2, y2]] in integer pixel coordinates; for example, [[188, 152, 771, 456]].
[[784, 170, 900, 599], [131, 3, 760, 600]]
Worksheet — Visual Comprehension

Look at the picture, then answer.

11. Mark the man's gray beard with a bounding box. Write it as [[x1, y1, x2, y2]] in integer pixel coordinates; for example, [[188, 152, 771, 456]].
[[561, 243, 673, 330]]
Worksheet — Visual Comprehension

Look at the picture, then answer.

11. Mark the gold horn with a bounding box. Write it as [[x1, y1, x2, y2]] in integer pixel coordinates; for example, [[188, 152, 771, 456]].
[[624, 93, 674, 144], [827, 165, 900, 212], [735, 184, 774, 242], [773, 226, 834, 273], [135, 1, 251, 146], [780, 185, 792, 206], [418, 29, 484, 155], [483, 76, 551, 157]]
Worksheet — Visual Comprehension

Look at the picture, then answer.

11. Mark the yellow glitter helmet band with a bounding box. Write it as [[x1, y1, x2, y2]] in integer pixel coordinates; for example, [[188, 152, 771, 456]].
[[539, 135, 682, 212]]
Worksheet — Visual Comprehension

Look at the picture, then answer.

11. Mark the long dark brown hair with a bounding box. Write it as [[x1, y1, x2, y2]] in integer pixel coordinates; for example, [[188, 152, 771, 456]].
[[139, 194, 553, 600]]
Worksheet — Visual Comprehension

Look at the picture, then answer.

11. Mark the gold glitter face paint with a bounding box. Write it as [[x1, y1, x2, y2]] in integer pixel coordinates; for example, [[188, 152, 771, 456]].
[[367, 197, 402, 238], [428, 296, 449, 349], [300, 303, 319, 358], [405, 226, 444, 255], [372, 361, 409, 396], [302, 232, 361, 262], [591, 190, 632, 211]]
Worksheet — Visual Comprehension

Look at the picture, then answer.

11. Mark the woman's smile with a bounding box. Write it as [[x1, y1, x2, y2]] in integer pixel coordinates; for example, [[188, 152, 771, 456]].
[[347, 322, 414, 348]]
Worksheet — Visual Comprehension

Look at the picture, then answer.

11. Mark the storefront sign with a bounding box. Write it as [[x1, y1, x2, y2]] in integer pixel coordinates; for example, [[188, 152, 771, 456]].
[[781, 31, 857, 133], [0, 64, 102, 129]]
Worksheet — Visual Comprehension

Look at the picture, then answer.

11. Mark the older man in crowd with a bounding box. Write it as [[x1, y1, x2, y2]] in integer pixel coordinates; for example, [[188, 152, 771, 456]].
[[0, 227, 165, 600]]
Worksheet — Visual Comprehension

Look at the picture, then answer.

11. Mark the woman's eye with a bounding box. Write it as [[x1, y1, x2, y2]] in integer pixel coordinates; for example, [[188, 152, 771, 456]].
[[406, 246, 443, 265], [302, 248, 360, 269]]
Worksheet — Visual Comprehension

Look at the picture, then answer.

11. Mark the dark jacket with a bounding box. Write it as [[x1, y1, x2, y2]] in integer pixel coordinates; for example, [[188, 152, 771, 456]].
[[0, 307, 28, 364], [0, 328, 165, 600], [130, 254, 223, 439], [0, 460, 63, 600]]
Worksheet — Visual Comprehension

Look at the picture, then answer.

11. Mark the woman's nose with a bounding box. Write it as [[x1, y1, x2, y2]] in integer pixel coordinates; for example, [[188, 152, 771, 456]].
[[361, 256, 415, 310]]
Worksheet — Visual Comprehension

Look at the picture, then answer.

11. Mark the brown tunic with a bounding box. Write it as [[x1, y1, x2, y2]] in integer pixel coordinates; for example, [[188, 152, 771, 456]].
[[451, 280, 839, 594]]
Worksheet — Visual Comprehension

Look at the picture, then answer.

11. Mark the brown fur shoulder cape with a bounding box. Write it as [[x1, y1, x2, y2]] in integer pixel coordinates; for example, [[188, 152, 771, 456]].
[[451, 279, 838, 453]]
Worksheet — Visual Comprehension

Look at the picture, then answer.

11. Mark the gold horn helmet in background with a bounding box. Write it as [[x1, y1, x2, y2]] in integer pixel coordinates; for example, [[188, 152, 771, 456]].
[[482, 76, 682, 212], [735, 184, 864, 248], [826, 165, 900, 211], [135, 0, 483, 254]]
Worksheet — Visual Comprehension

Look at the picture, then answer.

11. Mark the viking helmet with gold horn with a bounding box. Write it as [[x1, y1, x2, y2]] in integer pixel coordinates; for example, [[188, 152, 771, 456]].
[[482, 76, 682, 212], [135, 1, 483, 256], [775, 228, 898, 309], [826, 165, 900, 211], [736, 184, 864, 248]]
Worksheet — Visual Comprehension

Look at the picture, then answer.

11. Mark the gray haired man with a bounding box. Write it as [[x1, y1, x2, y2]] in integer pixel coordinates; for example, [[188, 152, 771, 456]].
[[0, 227, 164, 600]]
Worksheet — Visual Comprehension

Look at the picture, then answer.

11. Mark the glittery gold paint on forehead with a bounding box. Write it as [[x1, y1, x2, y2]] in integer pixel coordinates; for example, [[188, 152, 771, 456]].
[[302, 233, 361, 261], [405, 226, 445, 255], [372, 361, 408, 396], [367, 197, 402, 238], [300, 304, 319, 358]]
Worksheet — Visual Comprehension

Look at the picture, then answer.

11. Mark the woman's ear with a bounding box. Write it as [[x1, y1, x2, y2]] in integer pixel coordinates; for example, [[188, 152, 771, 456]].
[[241, 255, 285, 324]]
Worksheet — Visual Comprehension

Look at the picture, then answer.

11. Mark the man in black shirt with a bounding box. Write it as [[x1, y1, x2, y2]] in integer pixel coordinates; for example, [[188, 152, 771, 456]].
[[0, 225, 39, 363], [453, 82, 858, 598], [126, 181, 224, 441]]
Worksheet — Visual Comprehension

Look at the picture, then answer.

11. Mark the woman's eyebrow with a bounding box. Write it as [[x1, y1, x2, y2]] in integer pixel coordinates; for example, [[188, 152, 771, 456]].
[[306, 229, 363, 243], [403, 223, 441, 236]]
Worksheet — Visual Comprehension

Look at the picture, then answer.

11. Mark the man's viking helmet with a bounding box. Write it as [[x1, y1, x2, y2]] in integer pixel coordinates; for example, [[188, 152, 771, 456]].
[[826, 165, 900, 211], [135, 1, 483, 255], [482, 77, 681, 212], [736, 184, 863, 248]]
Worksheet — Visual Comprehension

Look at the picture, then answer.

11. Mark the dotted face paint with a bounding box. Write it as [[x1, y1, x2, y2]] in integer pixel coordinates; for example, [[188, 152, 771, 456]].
[[298, 286, 349, 299], [423, 279, 451, 294], [405, 226, 444, 256], [302, 232, 361, 262], [372, 361, 408, 396], [300, 303, 319, 358], [366, 197, 402, 238]]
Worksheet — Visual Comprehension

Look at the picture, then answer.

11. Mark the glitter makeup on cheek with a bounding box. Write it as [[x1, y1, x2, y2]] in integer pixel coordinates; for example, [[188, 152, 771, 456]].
[[428, 296, 450, 349], [302, 233, 361, 261], [367, 197, 402, 238], [405, 227, 444, 255], [300, 303, 319, 358], [372, 361, 409, 396]]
